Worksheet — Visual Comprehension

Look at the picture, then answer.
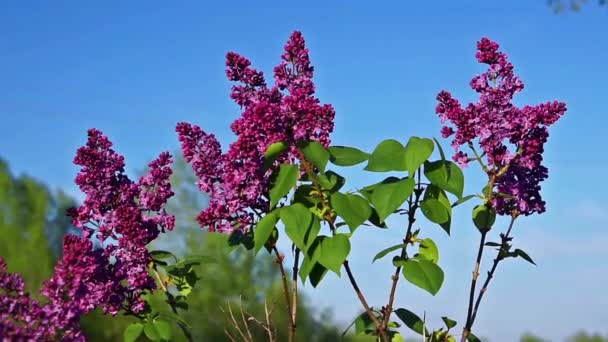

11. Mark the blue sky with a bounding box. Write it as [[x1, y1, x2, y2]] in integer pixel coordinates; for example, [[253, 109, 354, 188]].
[[1, 1, 607, 341]]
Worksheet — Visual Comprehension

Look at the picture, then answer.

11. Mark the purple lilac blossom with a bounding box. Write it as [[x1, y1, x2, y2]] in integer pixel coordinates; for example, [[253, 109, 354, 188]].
[[436, 38, 566, 215], [177, 31, 335, 233], [0, 129, 175, 340]]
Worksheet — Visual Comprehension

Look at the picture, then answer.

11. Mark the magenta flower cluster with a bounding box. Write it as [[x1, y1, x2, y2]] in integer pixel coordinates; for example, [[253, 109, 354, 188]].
[[0, 129, 175, 340], [177, 31, 335, 233], [436, 38, 566, 215]]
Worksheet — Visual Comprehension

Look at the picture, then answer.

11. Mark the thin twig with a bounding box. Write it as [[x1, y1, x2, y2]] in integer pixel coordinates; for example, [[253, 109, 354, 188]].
[[461, 231, 487, 342], [272, 246, 295, 342], [291, 248, 300, 340], [343, 260, 390, 342], [238, 296, 254, 341], [469, 215, 517, 327]]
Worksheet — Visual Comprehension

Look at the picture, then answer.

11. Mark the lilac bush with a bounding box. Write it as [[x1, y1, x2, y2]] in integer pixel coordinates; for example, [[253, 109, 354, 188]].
[[0, 32, 566, 342]]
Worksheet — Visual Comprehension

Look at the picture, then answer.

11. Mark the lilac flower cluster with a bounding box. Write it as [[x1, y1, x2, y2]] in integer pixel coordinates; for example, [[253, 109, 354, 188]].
[[177, 31, 335, 233], [1, 129, 175, 340], [436, 38, 566, 215]]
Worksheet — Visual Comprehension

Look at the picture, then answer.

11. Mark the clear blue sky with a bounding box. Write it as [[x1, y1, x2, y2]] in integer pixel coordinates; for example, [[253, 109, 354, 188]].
[[1, 1, 607, 341]]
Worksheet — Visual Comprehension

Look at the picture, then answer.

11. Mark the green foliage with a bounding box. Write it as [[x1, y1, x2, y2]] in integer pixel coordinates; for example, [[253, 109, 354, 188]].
[[369, 177, 415, 222], [264, 141, 288, 169], [404, 137, 434, 175], [312, 234, 351, 275], [424, 160, 464, 198], [330, 192, 372, 232], [123, 323, 143, 342], [365, 139, 407, 172], [472, 205, 496, 232], [253, 211, 279, 254], [372, 243, 407, 263], [0, 158, 75, 296], [400, 258, 444, 295], [394, 308, 428, 335], [300, 141, 330, 172], [269, 163, 299, 208], [328, 146, 369, 167]]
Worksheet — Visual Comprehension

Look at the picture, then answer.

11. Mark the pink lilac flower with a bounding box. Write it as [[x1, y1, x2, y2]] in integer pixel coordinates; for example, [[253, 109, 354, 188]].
[[436, 38, 566, 215], [0, 258, 85, 341], [0, 129, 175, 340], [177, 31, 335, 233]]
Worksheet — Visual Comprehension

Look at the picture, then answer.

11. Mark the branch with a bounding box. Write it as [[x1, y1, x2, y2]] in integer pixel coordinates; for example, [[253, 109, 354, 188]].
[[382, 168, 423, 331], [272, 246, 295, 342], [291, 248, 300, 340], [343, 260, 390, 342], [461, 231, 487, 342], [469, 215, 517, 327]]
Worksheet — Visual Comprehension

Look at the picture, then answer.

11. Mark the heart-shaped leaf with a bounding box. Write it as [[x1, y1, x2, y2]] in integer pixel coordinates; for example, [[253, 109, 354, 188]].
[[330, 192, 372, 232], [404, 137, 434, 175], [424, 160, 464, 198], [417, 238, 439, 264], [371, 177, 415, 222], [316, 234, 351, 275], [402, 258, 444, 295], [365, 139, 407, 172], [280, 203, 314, 252]]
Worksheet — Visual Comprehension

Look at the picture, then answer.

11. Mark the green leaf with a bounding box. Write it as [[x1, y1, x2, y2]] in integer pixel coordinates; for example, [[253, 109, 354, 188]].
[[367, 207, 388, 228], [124, 323, 143, 342], [149, 250, 176, 261], [371, 177, 415, 222], [424, 160, 465, 198], [418, 238, 439, 264], [372, 243, 406, 263], [264, 141, 288, 169], [421, 198, 450, 224], [404, 137, 434, 175], [300, 141, 330, 172], [359, 177, 400, 202], [153, 320, 172, 341], [331, 193, 372, 232], [144, 322, 160, 341], [472, 205, 496, 232], [452, 194, 477, 208], [514, 248, 536, 265], [328, 146, 369, 166], [394, 308, 428, 335], [467, 333, 482, 342], [441, 316, 457, 330], [316, 234, 351, 275], [253, 212, 279, 254], [353, 311, 377, 335], [280, 203, 313, 252], [402, 258, 444, 295], [423, 184, 452, 234], [308, 262, 328, 287], [433, 137, 446, 161], [318, 171, 346, 193], [269, 164, 299, 208], [365, 139, 407, 172]]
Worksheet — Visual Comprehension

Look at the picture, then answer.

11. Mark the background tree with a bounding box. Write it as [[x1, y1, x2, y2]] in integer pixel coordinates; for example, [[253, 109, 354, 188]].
[[548, 0, 606, 12], [0, 158, 75, 295]]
